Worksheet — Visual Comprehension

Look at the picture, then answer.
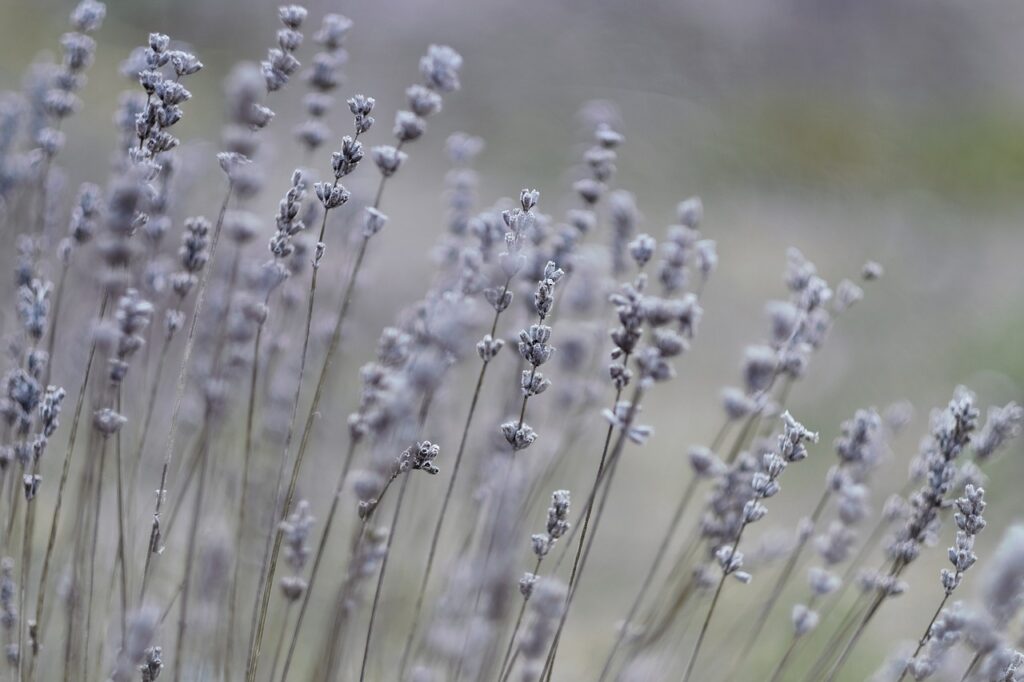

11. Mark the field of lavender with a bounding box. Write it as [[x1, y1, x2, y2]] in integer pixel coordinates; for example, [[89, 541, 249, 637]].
[[0, 1, 1022, 681]]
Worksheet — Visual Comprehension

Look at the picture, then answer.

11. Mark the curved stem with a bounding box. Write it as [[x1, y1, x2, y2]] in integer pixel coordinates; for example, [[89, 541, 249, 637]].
[[896, 592, 951, 682], [249, 225, 374, 682], [278, 440, 359, 682], [497, 556, 543, 682], [171, 419, 212, 682], [32, 292, 107, 662], [726, 486, 832, 677], [397, 284, 510, 678], [536, 381, 646, 681], [226, 316, 266, 676], [358, 474, 412, 682], [140, 182, 233, 603], [597, 475, 699, 681]]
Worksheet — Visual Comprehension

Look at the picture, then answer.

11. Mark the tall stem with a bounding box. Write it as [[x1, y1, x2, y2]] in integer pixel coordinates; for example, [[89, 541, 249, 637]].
[[537, 380, 646, 681], [226, 314, 266, 675], [32, 292, 107, 663], [249, 167, 393, 681], [397, 282, 511, 677], [726, 485, 831, 677], [278, 440, 359, 681], [498, 556, 543, 682], [171, 418, 213, 682], [358, 474, 411, 682], [895, 592, 951, 682], [140, 182, 233, 603], [247, 235, 332, 682], [597, 475, 700, 681]]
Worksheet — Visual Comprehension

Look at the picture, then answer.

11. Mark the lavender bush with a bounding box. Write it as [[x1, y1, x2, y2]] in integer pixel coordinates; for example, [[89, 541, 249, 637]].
[[0, 3, 1020, 681]]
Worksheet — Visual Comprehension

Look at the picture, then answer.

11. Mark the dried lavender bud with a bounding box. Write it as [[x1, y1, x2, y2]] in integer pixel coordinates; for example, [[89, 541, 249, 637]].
[[168, 50, 202, 77], [778, 411, 818, 462], [280, 499, 314, 571], [519, 573, 538, 598], [314, 182, 350, 209], [808, 566, 841, 595], [39, 386, 66, 438], [689, 446, 724, 478], [140, 646, 162, 681], [502, 422, 537, 451], [71, 0, 106, 32], [518, 325, 554, 366], [628, 234, 656, 268], [372, 145, 407, 177], [973, 402, 1024, 462], [792, 603, 819, 636], [419, 44, 463, 93], [406, 84, 442, 118], [715, 546, 751, 583], [347, 94, 375, 133], [574, 178, 604, 206], [178, 217, 210, 274], [93, 408, 127, 436], [476, 335, 504, 361], [546, 490, 571, 539], [23, 475, 41, 501], [862, 260, 884, 281], [595, 122, 624, 148], [362, 207, 388, 238], [742, 345, 777, 394], [603, 401, 653, 445], [331, 136, 363, 178], [393, 110, 426, 142], [521, 370, 551, 397], [833, 279, 863, 313], [532, 533, 553, 558], [400, 441, 441, 475], [721, 387, 757, 420], [17, 279, 51, 342], [676, 197, 703, 228]]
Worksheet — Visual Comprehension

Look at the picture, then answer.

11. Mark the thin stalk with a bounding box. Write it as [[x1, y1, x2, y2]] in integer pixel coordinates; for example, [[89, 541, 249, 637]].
[[681, 516, 755, 682], [140, 182, 233, 603], [895, 592, 951, 682], [226, 313, 267, 675], [726, 485, 832, 676], [41, 259, 69, 388], [358, 474, 412, 682], [597, 475, 700, 682], [960, 651, 983, 682], [249, 166, 395, 681], [113, 388, 129, 648], [129, 322, 175, 481], [32, 294, 107, 656], [822, 589, 888, 682], [770, 614, 806, 679], [82, 429, 109, 680], [801, 594, 872, 682], [536, 380, 647, 681], [171, 418, 213, 682], [268, 603, 294, 682], [542, 434, 625, 682], [397, 278, 511, 678], [18, 468, 37, 682], [498, 556, 543, 682], [277, 440, 358, 682]]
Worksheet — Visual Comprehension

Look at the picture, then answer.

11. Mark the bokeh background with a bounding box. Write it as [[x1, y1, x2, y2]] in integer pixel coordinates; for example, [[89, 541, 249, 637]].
[[1, 0, 1022, 679]]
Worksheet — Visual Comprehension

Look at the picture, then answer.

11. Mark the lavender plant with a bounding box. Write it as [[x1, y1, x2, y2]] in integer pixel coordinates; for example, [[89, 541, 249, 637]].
[[0, 5, 1019, 682]]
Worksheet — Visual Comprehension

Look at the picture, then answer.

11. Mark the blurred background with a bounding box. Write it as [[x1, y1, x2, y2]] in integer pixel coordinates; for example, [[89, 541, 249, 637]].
[[1, 0, 1022, 678]]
